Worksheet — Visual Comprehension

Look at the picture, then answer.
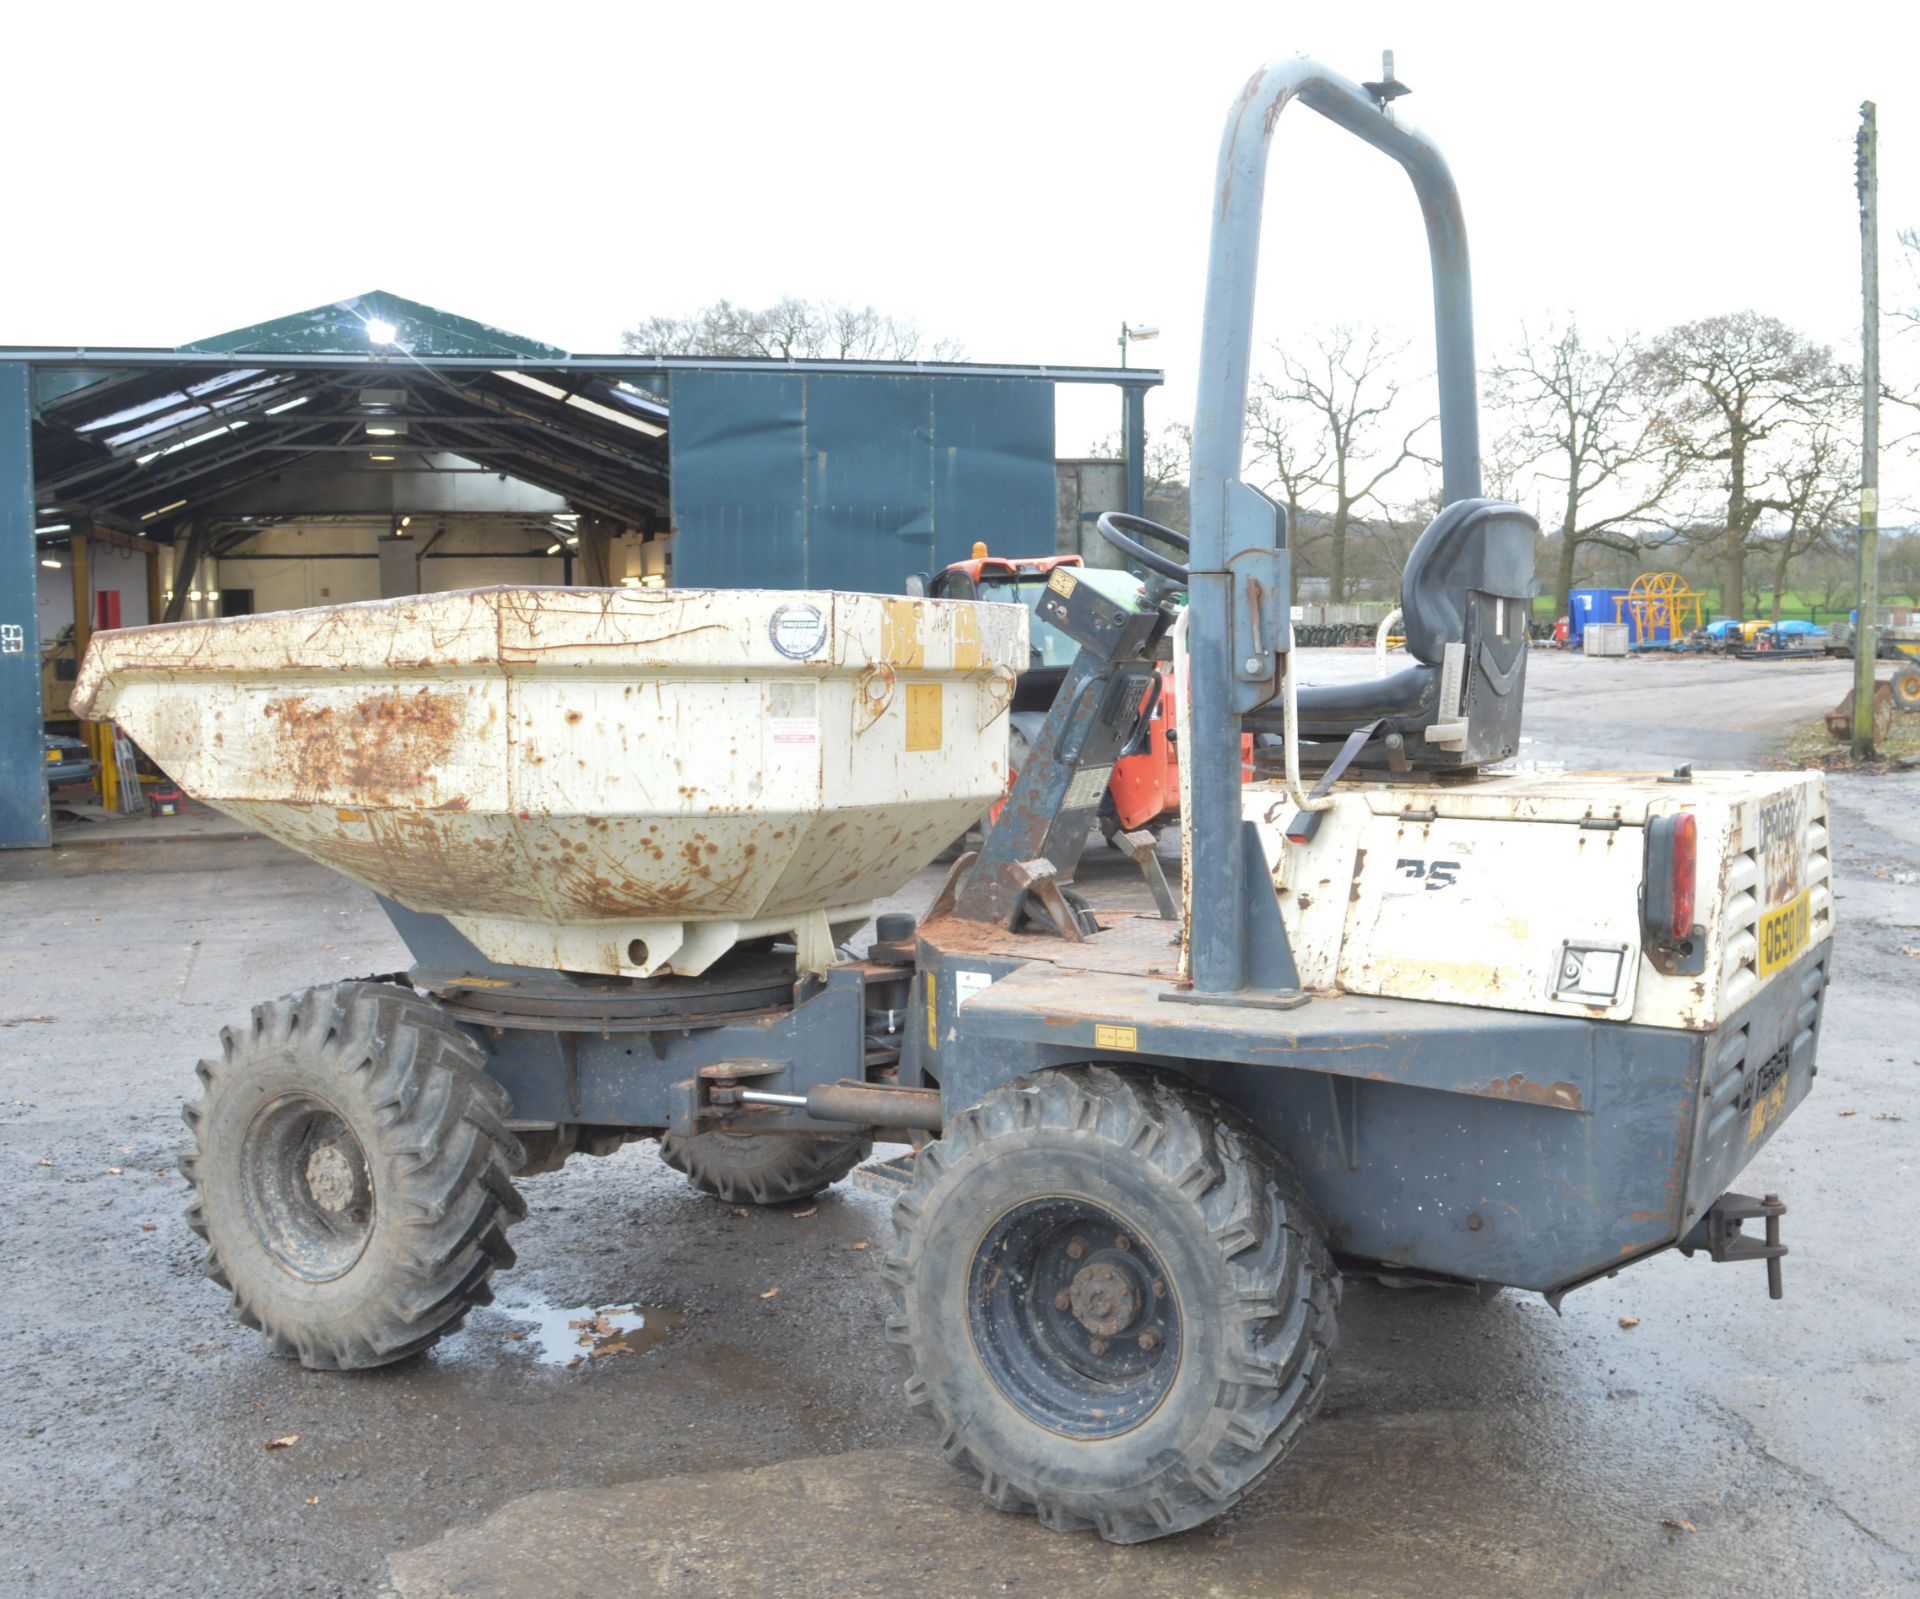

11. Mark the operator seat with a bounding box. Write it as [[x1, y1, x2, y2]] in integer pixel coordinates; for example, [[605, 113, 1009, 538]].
[[1276, 498, 1538, 774]]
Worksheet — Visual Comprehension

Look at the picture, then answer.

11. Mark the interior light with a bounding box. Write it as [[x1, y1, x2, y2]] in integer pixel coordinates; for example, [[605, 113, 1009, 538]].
[[399, 515, 412, 528], [493, 369, 568, 401], [188, 590, 203, 602], [163, 589, 174, 602], [136, 420, 246, 466], [206, 590, 220, 602], [140, 498, 189, 521], [37, 522, 72, 534], [564, 393, 667, 437], [263, 395, 310, 415], [641, 574, 666, 589], [365, 424, 399, 437], [368, 453, 396, 462], [41, 557, 62, 569], [619, 575, 642, 587], [366, 318, 398, 346], [546, 542, 563, 555]]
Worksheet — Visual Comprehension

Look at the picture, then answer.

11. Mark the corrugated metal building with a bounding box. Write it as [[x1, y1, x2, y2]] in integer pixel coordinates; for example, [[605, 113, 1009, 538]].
[[0, 292, 1160, 847]]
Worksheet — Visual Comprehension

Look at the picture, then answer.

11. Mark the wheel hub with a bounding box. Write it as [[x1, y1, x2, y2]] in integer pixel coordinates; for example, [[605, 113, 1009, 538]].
[[966, 1197, 1181, 1439], [304, 1142, 360, 1212], [240, 1095, 374, 1282], [1067, 1259, 1140, 1337]]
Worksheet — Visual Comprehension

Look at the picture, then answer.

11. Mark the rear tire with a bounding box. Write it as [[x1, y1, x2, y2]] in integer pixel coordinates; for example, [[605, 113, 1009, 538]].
[[182, 982, 526, 1370], [884, 1066, 1338, 1543], [1893, 665, 1920, 714], [658, 1129, 871, 1205]]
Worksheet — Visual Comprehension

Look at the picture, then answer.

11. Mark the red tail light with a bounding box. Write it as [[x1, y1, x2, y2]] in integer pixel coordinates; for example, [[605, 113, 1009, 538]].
[[1669, 811, 1697, 935]]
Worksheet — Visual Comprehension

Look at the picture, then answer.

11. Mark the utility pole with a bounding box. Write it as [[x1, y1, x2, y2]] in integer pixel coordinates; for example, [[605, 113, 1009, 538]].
[[1852, 101, 1880, 759]]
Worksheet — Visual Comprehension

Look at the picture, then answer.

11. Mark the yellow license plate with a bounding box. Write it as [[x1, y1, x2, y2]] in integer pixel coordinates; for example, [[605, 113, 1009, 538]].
[[1748, 1075, 1789, 1142], [1757, 889, 1811, 977], [45, 749, 59, 763]]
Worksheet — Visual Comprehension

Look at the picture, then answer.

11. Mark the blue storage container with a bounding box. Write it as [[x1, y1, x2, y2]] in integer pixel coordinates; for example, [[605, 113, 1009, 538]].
[[1566, 587, 1631, 647]]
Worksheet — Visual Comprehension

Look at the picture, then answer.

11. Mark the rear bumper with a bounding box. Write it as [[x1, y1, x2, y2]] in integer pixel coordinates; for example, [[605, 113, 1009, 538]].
[[1682, 940, 1830, 1233]]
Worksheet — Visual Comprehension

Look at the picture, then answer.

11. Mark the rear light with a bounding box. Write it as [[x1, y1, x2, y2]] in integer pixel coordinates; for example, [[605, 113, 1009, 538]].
[[1644, 811, 1697, 940], [1669, 811, 1697, 935]]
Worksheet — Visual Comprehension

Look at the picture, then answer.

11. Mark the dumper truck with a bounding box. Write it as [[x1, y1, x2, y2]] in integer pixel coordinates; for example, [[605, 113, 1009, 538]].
[[74, 53, 1830, 1544]]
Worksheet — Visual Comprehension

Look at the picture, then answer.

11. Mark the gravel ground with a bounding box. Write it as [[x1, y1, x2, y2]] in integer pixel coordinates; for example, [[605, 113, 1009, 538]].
[[0, 648, 1914, 1598]]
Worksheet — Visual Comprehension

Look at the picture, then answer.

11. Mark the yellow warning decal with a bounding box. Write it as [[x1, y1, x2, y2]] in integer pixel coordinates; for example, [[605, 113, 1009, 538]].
[[1047, 568, 1078, 597], [1094, 1024, 1138, 1052], [926, 971, 938, 1051], [905, 683, 943, 751]]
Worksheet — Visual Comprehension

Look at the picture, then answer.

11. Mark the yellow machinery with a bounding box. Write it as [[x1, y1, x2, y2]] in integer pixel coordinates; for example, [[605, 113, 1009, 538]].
[[1615, 572, 1705, 643]]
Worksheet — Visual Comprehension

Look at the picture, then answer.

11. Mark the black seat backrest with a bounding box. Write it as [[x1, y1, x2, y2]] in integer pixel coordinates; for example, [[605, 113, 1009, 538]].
[[1400, 498, 1538, 666], [1252, 497, 1539, 776]]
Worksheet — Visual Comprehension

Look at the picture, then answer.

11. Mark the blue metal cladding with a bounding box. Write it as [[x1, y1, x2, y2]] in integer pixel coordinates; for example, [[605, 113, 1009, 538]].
[[669, 371, 1056, 592], [0, 363, 49, 849]]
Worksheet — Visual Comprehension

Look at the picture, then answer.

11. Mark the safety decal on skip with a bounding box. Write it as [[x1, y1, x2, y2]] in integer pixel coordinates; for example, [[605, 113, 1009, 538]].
[[768, 602, 828, 660]]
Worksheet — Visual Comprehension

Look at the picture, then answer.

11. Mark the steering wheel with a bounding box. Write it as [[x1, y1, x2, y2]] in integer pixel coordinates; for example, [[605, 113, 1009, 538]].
[[1096, 512, 1190, 583]]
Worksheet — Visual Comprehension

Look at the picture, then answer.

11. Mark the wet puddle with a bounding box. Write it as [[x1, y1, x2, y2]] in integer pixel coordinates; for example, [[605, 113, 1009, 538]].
[[492, 1299, 687, 1367]]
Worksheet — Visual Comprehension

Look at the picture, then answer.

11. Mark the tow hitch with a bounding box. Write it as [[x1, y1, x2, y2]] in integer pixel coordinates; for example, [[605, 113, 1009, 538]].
[[1679, 1191, 1787, 1299]]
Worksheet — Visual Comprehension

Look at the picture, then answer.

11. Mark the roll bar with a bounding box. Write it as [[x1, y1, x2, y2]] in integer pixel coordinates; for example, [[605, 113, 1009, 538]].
[[1184, 57, 1483, 995]]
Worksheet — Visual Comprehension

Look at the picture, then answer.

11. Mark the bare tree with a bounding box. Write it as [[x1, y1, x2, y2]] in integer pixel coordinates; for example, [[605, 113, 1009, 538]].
[[1486, 320, 1684, 617], [1090, 424, 1193, 534], [1244, 388, 1331, 599], [1887, 228, 1920, 452], [1758, 422, 1857, 622], [621, 297, 964, 361], [1637, 312, 1845, 619], [1244, 327, 1435, 603]]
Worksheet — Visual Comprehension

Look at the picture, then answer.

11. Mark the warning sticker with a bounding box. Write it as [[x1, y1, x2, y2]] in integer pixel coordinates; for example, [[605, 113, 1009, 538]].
[[769, 602, 828, 660], [954, 969, 994, 1008], [770, 717, 819, 746], [1063, 765, 1113, 811]]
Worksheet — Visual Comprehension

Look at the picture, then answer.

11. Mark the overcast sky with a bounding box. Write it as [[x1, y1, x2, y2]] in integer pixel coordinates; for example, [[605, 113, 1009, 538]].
[[5, 1, 1917, 521]]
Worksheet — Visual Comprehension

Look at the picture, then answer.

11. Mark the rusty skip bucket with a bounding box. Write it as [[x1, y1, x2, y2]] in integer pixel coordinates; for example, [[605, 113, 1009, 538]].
[[74, 586, 1026, 976]]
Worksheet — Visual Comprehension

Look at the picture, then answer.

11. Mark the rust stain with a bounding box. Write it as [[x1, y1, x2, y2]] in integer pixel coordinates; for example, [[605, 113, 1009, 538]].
[[1348, 846, 1368, 905], [1479, 1073, 1584, 1111], [262, 688, 462, 808]]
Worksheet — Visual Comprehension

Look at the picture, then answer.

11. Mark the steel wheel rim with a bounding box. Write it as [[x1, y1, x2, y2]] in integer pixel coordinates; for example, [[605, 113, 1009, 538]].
[[241, 1092, 374, 1281], [966, 1196, 1181, 1439]]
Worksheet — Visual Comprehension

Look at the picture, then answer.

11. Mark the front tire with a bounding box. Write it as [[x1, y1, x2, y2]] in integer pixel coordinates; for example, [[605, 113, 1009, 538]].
[[182, 982, 526, 1370], [658, 1129, 871, 1205], [884, 1066, 1337, 1543], [1893, 665, 1920, 714]]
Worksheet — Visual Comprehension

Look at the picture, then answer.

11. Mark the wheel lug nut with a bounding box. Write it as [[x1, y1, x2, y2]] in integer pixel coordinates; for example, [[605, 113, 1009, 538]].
[[1066, 1238, 1086, 1260], [1089, 1336, 1109, 1355], [1151, 1279, 1165, 1298], [1054, 1290, 1071, 1311], [1114, 1234, 1132, 1251], [1138, 1331, 1159, 1351]]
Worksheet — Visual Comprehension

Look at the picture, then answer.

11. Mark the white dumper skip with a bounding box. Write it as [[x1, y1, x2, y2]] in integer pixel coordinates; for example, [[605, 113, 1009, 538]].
[[73, 585, 1027, 977]]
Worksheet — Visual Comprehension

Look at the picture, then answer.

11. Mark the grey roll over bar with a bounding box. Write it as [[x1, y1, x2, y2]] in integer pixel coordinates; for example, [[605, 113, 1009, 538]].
[[1184, 57, 1484, 995]]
